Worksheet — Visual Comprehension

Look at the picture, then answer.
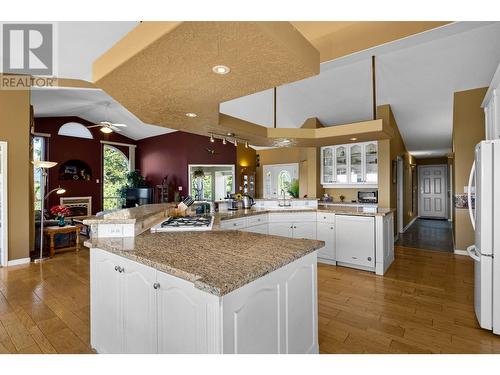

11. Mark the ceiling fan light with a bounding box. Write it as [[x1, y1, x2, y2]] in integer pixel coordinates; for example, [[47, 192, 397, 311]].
[[245, 141, 249, 149], [233, 139, 237, 147], [100, 126, 113, 134], [222, 138, 227, 145], [210, 134, 215, 143]]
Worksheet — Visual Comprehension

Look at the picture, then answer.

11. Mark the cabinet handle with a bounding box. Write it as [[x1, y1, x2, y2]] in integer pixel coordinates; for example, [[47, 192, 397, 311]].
[[330, 227, 334, 230], [153, 283, 161, 290], [119, 267, 125, 273], [114, 266, 119, 272], [294, 226, 297, 229], [367, 257, 372, 261]]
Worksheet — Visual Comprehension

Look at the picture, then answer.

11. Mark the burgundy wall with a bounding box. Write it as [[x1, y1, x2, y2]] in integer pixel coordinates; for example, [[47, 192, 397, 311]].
[[35, 116, 136, 214], [136, 131, 237, 200]]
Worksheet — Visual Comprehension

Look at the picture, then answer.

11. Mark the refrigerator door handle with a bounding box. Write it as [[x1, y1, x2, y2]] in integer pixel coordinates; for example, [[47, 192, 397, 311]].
[[467, 245, 481, 262], [468, 161, 476, 231]]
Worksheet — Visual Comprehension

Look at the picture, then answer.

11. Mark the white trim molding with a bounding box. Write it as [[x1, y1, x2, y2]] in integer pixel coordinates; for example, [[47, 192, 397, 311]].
[[454, 249, 468, 256], [0, 141, 8, 267], [7, 257, 30, 266], [100, 140, 137, 148], [401, 216, 418, 233]]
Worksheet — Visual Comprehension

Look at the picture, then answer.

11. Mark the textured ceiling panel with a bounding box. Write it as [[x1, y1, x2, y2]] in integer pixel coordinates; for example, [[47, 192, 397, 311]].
[[95, 21, 319, 139]]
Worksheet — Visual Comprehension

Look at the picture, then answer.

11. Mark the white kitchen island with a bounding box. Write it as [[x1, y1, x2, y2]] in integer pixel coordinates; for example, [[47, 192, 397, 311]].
[[86, 226, 323, 354]]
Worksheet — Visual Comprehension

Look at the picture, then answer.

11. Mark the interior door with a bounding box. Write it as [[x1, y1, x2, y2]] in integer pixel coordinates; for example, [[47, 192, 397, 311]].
[[418, 165, 448, 218]]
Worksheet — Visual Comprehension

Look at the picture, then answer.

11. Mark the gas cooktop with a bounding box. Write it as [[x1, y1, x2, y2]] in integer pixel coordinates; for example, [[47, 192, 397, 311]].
[[150, 216, 214, 232]]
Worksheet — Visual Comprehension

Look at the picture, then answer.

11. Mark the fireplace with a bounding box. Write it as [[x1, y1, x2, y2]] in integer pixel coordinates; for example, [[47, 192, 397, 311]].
[[60, 196, 92, 218]]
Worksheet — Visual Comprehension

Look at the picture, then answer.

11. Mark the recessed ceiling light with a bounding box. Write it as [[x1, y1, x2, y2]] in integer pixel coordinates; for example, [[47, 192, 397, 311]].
[[185, 112, 197, 118], [212, 65, 231, 75], [349, 137, 358, 141]]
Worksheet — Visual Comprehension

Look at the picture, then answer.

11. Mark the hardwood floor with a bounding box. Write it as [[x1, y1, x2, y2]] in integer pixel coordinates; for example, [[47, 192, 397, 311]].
[[395, 219, 454, 252], [319, 247, 500, 353], [1, 245, 499, 354]]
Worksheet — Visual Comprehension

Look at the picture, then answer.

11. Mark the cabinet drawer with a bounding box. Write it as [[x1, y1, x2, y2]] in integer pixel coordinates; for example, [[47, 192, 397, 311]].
[[246, 214, 268, 227], [269, 212, 316, 223], [316, 212, 335, 223], [220, 218, 247, 230]]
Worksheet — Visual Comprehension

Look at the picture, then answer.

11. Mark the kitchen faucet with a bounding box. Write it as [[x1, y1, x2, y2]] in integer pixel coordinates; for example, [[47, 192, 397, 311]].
[[278, 188, 291, 207]]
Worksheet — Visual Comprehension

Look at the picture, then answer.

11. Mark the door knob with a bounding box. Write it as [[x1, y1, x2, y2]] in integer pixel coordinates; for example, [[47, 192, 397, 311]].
[[153, 283, 160, 290]]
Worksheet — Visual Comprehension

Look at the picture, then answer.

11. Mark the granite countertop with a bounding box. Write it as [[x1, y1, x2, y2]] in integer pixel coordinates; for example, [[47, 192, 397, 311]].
[[83, 203, 175, 224], [215, 206, 394, 221], [86, 231, 324, 296]]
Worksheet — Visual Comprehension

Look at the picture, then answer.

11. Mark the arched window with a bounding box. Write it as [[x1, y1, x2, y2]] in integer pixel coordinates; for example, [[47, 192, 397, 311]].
[[103, 145, 129, 210], [58, 122, 93, 139], [277, 170, 292, 195]]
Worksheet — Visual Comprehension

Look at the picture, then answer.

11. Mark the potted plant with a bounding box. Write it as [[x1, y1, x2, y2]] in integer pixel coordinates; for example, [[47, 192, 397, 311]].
[[50, 205, 72, 227], [287, 179, 300, 199], [339, 194, 346, 203]]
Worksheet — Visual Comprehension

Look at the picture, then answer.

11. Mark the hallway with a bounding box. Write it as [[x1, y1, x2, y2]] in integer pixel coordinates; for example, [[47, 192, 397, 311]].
[[396, 219, 454, 253]]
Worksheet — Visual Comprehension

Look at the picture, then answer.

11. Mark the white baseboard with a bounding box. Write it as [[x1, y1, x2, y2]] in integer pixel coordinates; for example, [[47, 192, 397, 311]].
[[401, 216, 418, 233], [7, 257, 30, 266], [454, 249, 468, 256]]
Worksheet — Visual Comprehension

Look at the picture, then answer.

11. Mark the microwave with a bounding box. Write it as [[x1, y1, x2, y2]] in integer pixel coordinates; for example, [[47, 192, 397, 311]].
[[358, 191, 378, 204]]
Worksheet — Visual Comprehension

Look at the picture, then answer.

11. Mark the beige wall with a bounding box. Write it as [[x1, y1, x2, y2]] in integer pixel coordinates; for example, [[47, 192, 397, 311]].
[[256, 147, 321, 198], [0, 82, 32, 261], [377, 105, 417, 234], [452, 87, 487, 251]]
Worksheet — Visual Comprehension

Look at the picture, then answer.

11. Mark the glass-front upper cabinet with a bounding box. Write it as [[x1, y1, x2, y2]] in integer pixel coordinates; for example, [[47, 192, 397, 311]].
[[335, 146, 348, 183], [321, 147, 334, 184], [364, 142, 378, 183], [349, 144, 363, 183], [320, 141, 378, 187]]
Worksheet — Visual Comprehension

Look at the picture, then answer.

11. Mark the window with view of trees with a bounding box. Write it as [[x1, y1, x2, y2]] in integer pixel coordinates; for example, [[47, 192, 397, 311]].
[[33, 136, 45, 211], [103, 145, 129, 210]]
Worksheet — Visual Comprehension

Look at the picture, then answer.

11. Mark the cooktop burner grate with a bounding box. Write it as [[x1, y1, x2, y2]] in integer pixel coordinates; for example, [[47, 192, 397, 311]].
[[160, 216, 213, 228]]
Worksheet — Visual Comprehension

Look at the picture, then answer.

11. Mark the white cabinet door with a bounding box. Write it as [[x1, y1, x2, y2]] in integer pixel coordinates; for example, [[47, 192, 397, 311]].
[[268, 222, 293, 238], [156, 270, 220, 354], [335, 215, 375, 268], [90, 249, 123, 354], [121, 257, 158, 354], [243, 224, 269, 235], [321, 146, 334, 184], [316, 222, 335, 260], [364, 142, 378, 184], [292, 222, 316, 240]]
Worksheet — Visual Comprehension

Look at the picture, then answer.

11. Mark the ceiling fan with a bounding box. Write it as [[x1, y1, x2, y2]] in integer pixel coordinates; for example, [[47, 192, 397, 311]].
[[87, 102, 128, 134], [87, 121, 127, 134]]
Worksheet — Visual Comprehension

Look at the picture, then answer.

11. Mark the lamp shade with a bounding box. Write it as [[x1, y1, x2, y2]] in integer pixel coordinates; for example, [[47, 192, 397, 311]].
[[33, 160, 58, 169]]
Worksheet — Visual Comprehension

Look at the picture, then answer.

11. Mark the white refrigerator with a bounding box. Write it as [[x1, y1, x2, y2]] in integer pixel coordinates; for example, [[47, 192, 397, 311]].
[[466, 140, 500, 334]]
